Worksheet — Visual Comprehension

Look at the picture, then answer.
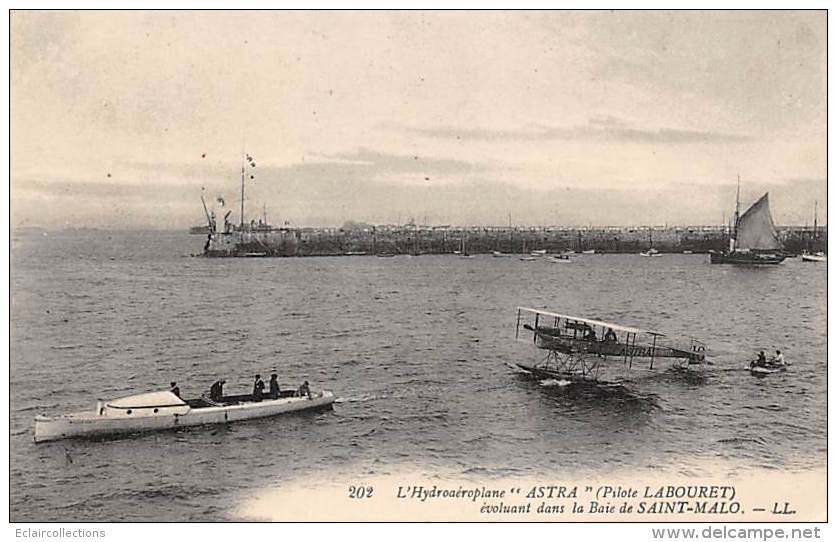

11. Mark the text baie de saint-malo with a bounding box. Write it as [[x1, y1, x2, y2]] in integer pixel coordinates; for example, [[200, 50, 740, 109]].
[[396, 484, 735, 502]]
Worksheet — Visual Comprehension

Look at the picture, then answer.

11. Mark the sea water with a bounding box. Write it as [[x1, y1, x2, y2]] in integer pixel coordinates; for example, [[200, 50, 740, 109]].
[[10, 230, 826, 520]]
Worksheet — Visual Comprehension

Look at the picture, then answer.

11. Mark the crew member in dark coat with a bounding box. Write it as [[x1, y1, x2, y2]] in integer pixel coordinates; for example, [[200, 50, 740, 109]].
[[268, 374, 280, 399], [297, 380, 311, 399], [253, 374, 265, 402], [170, 382, 180, 398], [209, 380, 225, 402]]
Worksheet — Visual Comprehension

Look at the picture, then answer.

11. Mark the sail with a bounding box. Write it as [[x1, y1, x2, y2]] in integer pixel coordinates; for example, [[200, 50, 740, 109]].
[[735, 193, 782, 251]]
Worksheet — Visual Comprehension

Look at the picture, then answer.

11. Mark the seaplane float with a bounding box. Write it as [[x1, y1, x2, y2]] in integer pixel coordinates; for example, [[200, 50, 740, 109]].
[[33, 386, 335, 443], [514, 307, 707, 383]]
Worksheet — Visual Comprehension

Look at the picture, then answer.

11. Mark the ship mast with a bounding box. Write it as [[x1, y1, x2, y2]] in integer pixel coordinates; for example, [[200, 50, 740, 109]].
[[200, 195, 212, 228], [732, 174, 741, 251], [240, 153, 246, 229]]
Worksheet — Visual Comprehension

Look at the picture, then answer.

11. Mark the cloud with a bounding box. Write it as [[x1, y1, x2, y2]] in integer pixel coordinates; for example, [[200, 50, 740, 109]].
[[391, 117, 753, 145], [320, 148, 486, 177], [14, 177, 197, 202]]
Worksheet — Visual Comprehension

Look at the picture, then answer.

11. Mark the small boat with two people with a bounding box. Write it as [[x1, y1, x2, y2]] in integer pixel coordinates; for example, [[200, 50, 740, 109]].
[[34, 376, 334, 443], [639, 248, 662, 257], [748, 349, 789, 376]]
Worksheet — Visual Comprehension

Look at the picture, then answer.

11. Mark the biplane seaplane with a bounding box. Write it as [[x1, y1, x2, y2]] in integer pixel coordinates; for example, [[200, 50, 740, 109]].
[[514, 307, 707, 383]]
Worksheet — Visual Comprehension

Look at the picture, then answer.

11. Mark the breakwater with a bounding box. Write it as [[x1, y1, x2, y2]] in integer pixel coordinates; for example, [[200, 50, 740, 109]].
[[287, 225, 826, 256]]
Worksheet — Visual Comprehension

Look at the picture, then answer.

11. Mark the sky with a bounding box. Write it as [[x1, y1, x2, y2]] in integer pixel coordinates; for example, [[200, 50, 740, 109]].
[[10, 10, 826, 229]]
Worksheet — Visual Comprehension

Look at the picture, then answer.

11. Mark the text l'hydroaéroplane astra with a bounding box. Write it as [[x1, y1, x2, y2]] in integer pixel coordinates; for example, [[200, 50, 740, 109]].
[[514, 307, 707, 383]]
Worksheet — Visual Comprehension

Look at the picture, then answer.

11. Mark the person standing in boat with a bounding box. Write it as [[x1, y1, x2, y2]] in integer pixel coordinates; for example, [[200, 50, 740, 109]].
[[603, 328, 617, 343], [253, 374, 265, 402], [209, 380, 225, 402], [268, 374, 280, 399], [583, 327, 597, 342], [170, 382, 181, 398]]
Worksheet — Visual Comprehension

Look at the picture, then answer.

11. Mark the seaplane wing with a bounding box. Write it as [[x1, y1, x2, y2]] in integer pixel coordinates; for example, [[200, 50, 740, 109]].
[[514, 307, 706, 382]]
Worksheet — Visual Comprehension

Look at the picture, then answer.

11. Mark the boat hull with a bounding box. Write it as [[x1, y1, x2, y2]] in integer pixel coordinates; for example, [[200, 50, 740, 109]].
[[204, 229, 299, 257], [34, 392, 335, 443], [801, 254, 827, 262], [749, 365, 786, 376], [709, 251, 785, 265]]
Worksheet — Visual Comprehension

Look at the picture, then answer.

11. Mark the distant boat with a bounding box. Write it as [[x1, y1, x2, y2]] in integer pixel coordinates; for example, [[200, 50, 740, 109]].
[[581, 249, 596, 254], [682, 250, 694, 254], [801, 201, 825, 262], [519, 256, 538, 262], [801, 252, 826, 263], [548, 255, 572, 263], [376, 253, 396, 258], [710, 178, 785, 265], [492, 251, 509, 257], [459, 237, 473, 258], [530, 249, 547, 256], [344, 251, 367, 256], [639, 248, 662, 257]]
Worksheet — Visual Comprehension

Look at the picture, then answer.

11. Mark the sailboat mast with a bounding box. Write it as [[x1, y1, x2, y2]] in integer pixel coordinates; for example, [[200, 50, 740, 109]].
[[814, 200, 818, 240], [732, 174, 741, 250]]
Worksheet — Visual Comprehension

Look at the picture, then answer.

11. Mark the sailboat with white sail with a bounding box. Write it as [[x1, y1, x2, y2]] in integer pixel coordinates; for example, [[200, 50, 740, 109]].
[[710, 177, 785, 265]]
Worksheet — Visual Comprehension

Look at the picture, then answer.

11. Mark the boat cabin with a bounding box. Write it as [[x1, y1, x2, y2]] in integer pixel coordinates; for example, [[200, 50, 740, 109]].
[[99, 391, 190, 418]]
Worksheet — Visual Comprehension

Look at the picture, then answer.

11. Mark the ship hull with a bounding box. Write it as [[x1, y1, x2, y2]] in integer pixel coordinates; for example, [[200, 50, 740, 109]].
[[204, 230, 299, 257], [34, 392, 334, 443], [709, 251, 785, 265]]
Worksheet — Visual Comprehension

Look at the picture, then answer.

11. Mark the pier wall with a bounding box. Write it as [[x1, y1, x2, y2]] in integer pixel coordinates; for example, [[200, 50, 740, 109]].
[[197, 225, 826, 256], [290, 226, 827, 256]]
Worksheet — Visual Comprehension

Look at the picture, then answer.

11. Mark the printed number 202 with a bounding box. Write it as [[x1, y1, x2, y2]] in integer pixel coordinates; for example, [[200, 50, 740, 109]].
[[349, 486, 374, 499]]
